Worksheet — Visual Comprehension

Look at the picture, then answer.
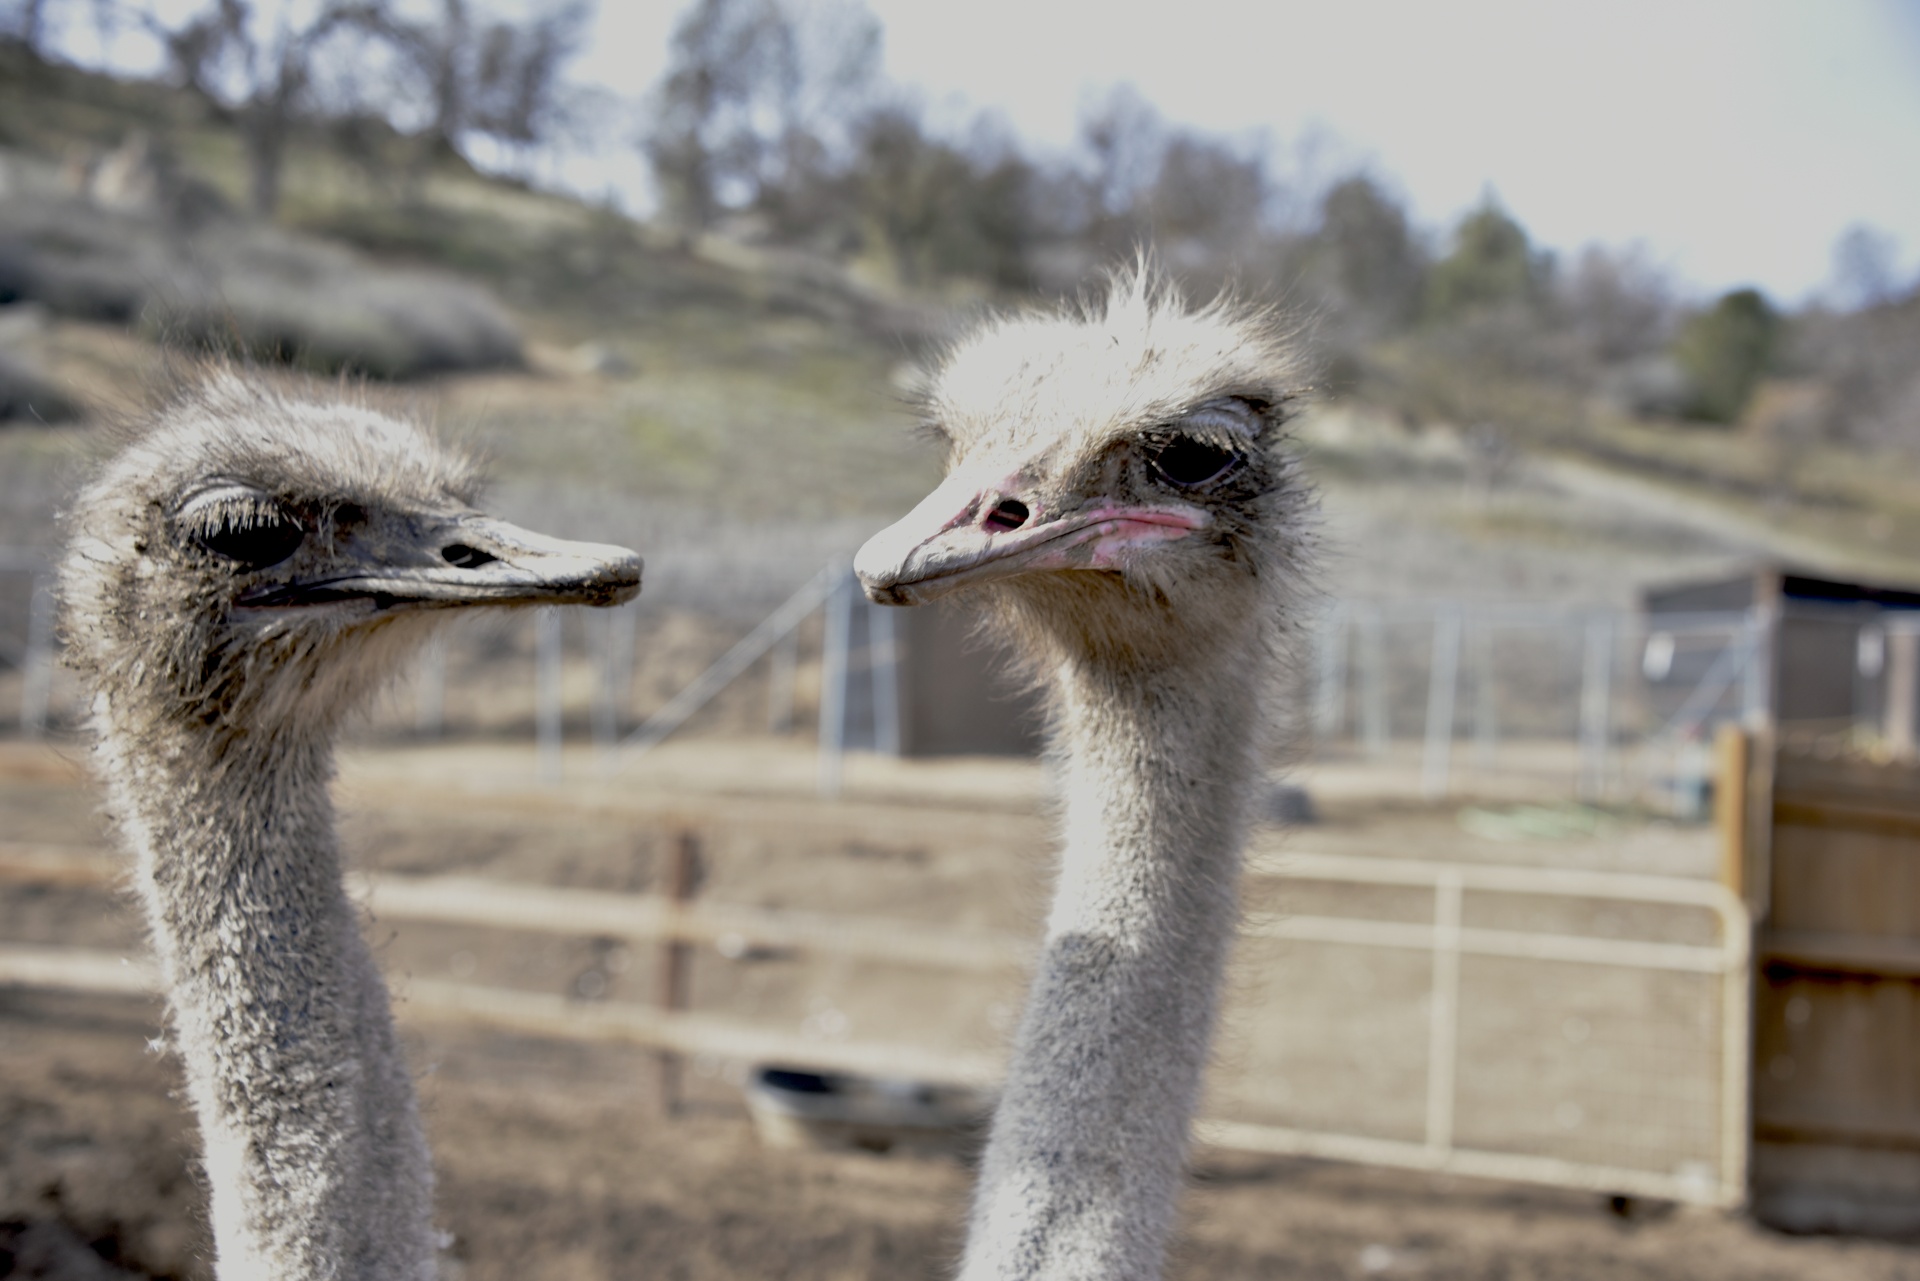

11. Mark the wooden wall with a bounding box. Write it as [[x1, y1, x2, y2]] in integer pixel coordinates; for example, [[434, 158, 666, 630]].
[[1748, 741, 1920, 1234]]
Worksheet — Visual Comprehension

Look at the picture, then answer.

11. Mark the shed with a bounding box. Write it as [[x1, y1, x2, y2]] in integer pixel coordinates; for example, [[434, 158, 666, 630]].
[[889, 596, 1046, 758], [1642, 565, 1920, 751]]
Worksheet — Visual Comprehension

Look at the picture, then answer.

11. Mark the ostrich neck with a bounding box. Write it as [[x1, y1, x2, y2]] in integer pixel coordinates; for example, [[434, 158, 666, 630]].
[[102, 722, 436, 1281], [963, 648, 1263, 1281]]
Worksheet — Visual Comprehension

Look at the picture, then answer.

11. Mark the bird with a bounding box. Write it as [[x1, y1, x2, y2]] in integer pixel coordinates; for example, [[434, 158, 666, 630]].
[[856, 262, 1315, 1281], [58, 371, 643, 1281]]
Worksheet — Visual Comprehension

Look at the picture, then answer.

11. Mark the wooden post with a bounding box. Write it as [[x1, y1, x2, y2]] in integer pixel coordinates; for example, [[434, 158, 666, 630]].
[[1421, 609, 1461, 799], [414, 639, 445, 738], [1887, 626, 1918, 756], [1359, 606, 1388, 758], [535, 608, 563, 783], [818, 567, 853, 797], [1714, 723, 1749, 903], [768, 625, 799, 735], [1578, 616, 1615, 801], [657, 827, 699, 1116], [19, 571, 53, 739]]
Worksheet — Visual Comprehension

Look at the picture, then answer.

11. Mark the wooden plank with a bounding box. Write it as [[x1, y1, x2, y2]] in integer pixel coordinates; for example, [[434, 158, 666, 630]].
[[1760, 929, 1920, 977], [1774, 799, 1920, 841], [1772, 751, 1920, 811], [0, 943, 157, 994], [0, 841, 117, 886], [0, 943, 1004, 1086], [361, 875, 1033, 972], [1756, 1115, 1920, 1153], [1769, 821, 1920, 936], [0, 847, 1035, 972]]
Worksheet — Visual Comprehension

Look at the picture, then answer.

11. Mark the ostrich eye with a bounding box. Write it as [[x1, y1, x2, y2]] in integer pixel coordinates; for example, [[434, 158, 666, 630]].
[[180, 488, 307, 569], [1148, 437, 1243, 488]]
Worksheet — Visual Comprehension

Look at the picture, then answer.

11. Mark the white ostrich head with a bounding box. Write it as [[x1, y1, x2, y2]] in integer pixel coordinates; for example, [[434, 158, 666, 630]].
[[855, 264, 1316, 672]]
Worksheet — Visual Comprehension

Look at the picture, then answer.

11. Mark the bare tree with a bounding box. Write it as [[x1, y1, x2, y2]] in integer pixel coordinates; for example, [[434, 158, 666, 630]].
[[1829, 223, 1909, 312], [152, 0, 390, 217], [848, 101, 1037, 286], [472, 4, 591, 165], [2, 0, 55, 52], [641, 0, 877, 235], [1075, 85, 1162, 252], [1309, 173, 1426, 337], [1557, 243, 1673, 365]]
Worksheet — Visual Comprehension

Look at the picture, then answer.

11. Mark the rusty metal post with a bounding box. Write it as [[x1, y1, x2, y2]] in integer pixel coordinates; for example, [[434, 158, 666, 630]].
[[657, 827, 699, 1115]]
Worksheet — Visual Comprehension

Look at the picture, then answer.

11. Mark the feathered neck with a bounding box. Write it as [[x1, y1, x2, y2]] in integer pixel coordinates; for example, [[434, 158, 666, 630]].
[[93, 695, 438, 1281]]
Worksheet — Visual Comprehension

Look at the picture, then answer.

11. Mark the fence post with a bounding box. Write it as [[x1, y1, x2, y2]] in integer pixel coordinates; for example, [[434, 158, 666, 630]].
[[535, 608, 563, 783], [1314, 602, 1348, 753], [19, 572, 53, 740], [1358, 606, 1388, 758], [768, 625, 800, 734], [1888, 624, 1918, 756], [657, 827, 699, 1116], [414, 639, 445, 738], [1714, 724, 1750, 902], [592, 607, 633, 757], [1424, 869, 1464, 1155], [818, 566, 853, 798], [869, 602, 901, 757], [1741, 606, 1774, 728], [1578, 616, 1615, 800], [1421, 609, 1461, 799], [1472, 618, 1497, 768]]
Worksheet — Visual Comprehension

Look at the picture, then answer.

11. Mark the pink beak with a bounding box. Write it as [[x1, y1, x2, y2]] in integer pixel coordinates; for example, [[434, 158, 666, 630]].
[[855, 462, 1211, 606]]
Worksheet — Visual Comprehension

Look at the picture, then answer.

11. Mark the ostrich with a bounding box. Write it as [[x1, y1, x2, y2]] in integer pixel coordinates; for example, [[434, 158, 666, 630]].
[[856, 265, 1313, 1281], [59, 373, 642, 1280]]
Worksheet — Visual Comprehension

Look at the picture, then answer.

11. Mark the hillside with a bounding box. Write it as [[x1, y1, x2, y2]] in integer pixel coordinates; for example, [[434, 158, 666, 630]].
[[2, 46, 1917, 615]]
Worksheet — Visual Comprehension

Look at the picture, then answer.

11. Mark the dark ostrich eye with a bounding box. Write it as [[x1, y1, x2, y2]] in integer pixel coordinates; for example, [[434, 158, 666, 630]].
[[179, 487, 307, 569], [1148, 437, 1243, 488]]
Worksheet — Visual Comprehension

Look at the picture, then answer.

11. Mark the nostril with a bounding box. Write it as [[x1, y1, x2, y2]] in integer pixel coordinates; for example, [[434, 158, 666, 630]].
[[983, 499, 1029, 533], [441, 543, 498, 569]]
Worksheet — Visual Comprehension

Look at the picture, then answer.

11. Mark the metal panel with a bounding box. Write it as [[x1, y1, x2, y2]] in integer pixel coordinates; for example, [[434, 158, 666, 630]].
[[1222, 853, 1750, 1207], [893, 596, 1044, 757]]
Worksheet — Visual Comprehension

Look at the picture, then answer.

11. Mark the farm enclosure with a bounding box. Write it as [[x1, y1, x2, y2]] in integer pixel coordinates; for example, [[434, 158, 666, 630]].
[[9, 734, 1908, 1280]]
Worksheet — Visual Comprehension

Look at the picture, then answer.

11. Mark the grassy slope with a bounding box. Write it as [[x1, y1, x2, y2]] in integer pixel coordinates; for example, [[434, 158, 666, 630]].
[[2, 47, 1916, 601]]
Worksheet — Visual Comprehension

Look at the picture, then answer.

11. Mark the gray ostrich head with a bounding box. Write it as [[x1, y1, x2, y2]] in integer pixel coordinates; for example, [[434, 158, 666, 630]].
[[855, 265, 1316, 671], [61, 372, 642, 749]]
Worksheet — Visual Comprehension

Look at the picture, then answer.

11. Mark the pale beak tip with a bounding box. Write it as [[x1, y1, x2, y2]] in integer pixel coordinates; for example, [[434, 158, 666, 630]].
[[859, 577, 912, 607]]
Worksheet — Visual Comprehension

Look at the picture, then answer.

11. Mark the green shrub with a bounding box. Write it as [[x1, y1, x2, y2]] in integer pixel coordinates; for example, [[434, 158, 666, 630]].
[[1671, 288, 1777, 423]]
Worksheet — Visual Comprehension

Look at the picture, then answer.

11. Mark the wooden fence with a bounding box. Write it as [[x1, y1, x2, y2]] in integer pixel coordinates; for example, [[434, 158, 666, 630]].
[[1, 826, 1752, 1206], [1729, 730, 1920, 1234]]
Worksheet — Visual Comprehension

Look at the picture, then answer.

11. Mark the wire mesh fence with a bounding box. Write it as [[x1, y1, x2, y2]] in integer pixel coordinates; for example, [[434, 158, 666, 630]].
[[0, 549, 54, 740], [1, 550, 1795, 811], [1309, 599, 1769, 811]]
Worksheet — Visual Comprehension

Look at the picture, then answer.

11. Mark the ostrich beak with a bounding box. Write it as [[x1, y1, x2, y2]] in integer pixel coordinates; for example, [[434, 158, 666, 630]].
[[855, 465, 1210, 606], [240, 512, 643, 611]]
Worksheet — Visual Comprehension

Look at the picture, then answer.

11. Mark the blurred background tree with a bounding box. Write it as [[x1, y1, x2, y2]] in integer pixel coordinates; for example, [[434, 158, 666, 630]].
[[382, 0, 595, 186], [149, 0, 393, 217], [1671, 287, 1779, 424], [1, 0, 1914, 465], [1423, 197, 1544, 322], [641, 0, 879, 238]]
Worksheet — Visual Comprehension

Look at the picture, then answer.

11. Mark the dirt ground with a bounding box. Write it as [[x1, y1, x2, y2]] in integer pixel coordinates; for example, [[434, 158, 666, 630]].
[[3, 738, 1918, 1281]]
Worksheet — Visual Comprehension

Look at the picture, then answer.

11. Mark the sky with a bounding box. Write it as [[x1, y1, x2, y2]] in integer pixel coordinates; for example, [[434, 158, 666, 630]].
[[50, 0, 1920, 303], [568, 0, 1920, 304]]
